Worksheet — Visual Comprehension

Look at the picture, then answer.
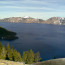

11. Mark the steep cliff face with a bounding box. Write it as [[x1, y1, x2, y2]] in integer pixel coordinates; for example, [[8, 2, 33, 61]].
[[0, 17, 65, 25], [46, 17, 61, 24], [0, 17, 45, 23], [46, 17, 65, 25]]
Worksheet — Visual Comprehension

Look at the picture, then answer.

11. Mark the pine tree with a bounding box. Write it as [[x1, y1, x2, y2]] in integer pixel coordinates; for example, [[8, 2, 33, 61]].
[[6, 43, 10, 51], [28, 49, 34, 64], [6, 43, 10, 60], [25, 50, 29, 64], [0, 42, 2, 48], [22, 50, 41, 64], [0, 42, 42, 63], [0, 42, 2, 55], [13, 50, 22, 62], [0, 43, 6, 59], [0, 46, 6, 59], [34, 52, 41, 62], [17, 52, 22, 62], [13, 50, 18, 61], [8, 49, 13, 61], [0, 42, 22, 62], [22, 51, 27, 62]]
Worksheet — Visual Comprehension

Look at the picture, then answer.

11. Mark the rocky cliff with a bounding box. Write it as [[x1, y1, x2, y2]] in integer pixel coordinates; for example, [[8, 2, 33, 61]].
[[0, 17, 65, 25], [0, 17, 44, 23], [46, 17, 65, 25]]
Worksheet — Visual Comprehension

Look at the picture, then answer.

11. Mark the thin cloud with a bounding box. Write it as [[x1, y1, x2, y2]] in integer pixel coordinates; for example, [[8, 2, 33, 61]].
[[0, 6, 56, 10], [0, 11, 64, 20], [0, 0, 65, 19]]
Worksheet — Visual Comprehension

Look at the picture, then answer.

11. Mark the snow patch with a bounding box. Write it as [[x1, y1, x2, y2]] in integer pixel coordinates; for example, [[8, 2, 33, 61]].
[[23, 16, 30, 18]]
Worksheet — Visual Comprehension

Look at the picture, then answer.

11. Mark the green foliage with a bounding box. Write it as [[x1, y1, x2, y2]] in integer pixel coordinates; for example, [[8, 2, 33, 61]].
[[0, 42, 42, 64], [8, 49, 13, 61], [6, 43, 10, 60], [0, 42, 2, 55], [6, 43, 10, 51], [22, 49, 41, 64], [13, 50, 22, 62], [34, 52, 41, 62], [0, 42, 22, 62], [27, 49, 34, 64], [22, 51, 27, 62], [0, 42, 2, 48], [0, 46, 6, 59], [0, 27, 18, 40]]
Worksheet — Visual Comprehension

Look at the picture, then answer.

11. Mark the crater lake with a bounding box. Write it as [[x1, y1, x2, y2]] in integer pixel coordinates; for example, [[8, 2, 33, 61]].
[[0, 22, 65, 60]]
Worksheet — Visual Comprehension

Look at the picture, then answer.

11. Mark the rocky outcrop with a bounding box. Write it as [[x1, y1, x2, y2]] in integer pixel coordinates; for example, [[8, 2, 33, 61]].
[[35, 58, 65, 65], [0, 60, 24, 65], [0, 17, 65, 25], [46, 17, 65, 25], [1, 58, 65, 65]]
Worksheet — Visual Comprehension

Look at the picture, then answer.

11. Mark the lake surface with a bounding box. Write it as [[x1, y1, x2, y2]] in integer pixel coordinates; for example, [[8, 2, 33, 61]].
[[0, 22, 65, 60]]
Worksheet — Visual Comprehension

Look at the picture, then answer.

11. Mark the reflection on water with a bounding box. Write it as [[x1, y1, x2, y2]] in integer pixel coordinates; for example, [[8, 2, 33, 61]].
[[0, 22, 65, 60]]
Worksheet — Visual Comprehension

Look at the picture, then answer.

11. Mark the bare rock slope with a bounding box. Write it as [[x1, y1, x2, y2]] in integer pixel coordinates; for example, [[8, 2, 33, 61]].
[[0, 60, 24, 65], [0, 58, 65, 65], [0, 17, 65, 25], [35, 58, 65, 65]]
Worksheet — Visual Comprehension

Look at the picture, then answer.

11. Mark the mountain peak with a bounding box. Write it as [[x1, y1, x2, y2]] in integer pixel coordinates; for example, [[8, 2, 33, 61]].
[[23, 16, 30, 18]]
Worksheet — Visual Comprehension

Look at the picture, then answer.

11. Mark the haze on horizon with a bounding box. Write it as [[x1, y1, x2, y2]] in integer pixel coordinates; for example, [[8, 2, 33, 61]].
[[0, 0, 65, 20]]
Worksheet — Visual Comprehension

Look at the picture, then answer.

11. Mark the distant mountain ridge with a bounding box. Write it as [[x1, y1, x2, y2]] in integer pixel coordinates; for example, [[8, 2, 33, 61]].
[[0, 17, 65, 25]]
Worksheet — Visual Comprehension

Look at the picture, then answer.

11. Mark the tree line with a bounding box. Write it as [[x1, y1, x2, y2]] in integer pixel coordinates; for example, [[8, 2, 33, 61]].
[[22, 49, 41, 64], [0, 42, 42, 64]]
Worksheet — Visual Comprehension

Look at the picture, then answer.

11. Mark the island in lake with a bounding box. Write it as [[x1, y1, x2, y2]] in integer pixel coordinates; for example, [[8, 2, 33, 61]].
[[0, 27, 18, 40]]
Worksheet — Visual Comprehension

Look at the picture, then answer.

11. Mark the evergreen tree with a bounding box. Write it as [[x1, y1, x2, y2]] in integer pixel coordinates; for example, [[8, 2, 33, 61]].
[[8, 49, 13, 61], [13, 50, 18, 61], [0, 42, 2, 55], [28, 49, 34, 64], [25, 50, 29, 64], [0, 42, 22, 62], [0, 42, 2, 48], [0, 42, 5, 59], [0, 46, 6, 59], [13, 50, 22, 62], [6, 43, 10, 51], [34, 52, 41, 62], [0, 42, 42, 63], [22, 51, 27, 62], [22, 50, 41, 64], [17, 52, 22, 62], [6, 43, 10, 60]]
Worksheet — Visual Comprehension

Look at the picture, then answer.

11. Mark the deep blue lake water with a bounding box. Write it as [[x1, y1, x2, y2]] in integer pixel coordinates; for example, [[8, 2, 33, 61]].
[[0, 22, 65, 60]]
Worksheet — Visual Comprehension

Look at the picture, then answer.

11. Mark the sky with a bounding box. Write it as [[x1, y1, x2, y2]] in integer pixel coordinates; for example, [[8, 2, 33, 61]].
[[0, 0, 65, 20]]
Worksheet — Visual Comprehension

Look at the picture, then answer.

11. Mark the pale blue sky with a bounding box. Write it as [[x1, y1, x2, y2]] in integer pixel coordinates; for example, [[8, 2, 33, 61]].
[[0, 0, 65, 20]]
